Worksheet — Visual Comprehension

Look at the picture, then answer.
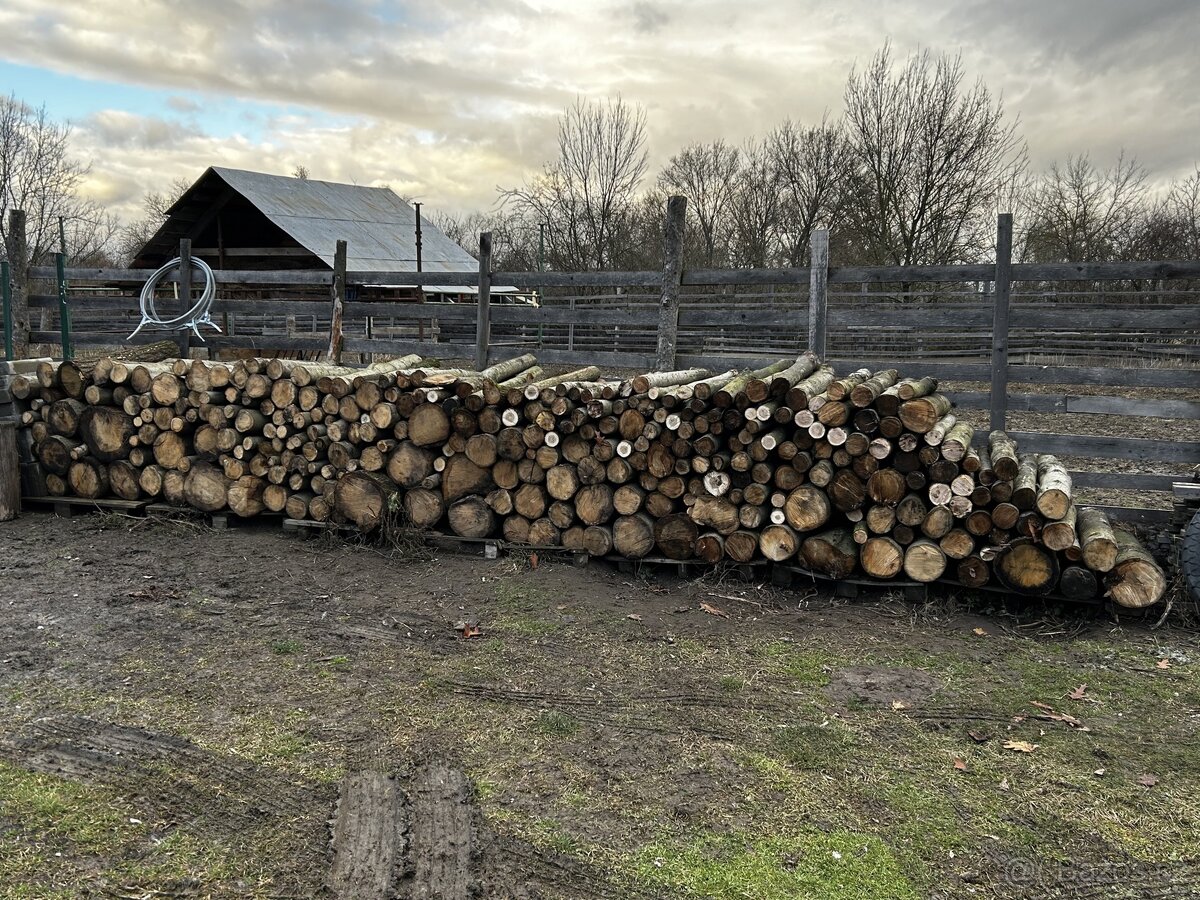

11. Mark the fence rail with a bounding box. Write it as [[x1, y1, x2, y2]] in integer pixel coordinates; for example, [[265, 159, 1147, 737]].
[[4, 208, 1199, 523]]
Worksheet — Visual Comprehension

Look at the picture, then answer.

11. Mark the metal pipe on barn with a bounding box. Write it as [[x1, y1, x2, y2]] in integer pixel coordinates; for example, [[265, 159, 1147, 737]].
[[414, 202, 423, 272]]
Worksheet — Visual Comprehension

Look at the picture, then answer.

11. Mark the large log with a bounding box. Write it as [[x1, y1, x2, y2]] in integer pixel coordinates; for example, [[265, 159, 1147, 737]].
[[860, 537, 903, 579], [447, 495, 495, 538], [184, 464, 229, 512], [902, 539, 947, 583], [654, 513, 699, 560], [335, 471, 398, 532], [78, 406, 135, 462], [613, 514, 655, 558], [1105, 530, 1166, 609]]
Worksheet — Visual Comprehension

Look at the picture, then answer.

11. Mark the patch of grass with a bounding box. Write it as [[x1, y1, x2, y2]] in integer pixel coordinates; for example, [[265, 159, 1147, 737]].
[[535, 709, 581, 737], [493, 580, 548, 614], [629, 830, 919, 900], [492, 612, 559, 638], [719, 675, 744, 693], [0, 760, 145, 888], [271, 638, 303, 655], [771, 721, 855, 771]]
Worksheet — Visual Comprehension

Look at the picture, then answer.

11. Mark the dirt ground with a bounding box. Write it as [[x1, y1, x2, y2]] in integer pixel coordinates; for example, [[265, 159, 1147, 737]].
[[2, 512, 1199, 899]]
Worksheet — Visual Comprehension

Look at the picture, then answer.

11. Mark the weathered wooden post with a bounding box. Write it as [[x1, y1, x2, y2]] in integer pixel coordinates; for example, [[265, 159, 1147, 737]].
[[55, 249, 73, 360], [990, 213, 1013, 432], [327, 240, 347, 364], [808, 228, 829, 358], [476, 231, 492, 370], [173, 238, 192, 359], [1, 260, 12, 360], [4, 210, 28, 358], [655, 195, 686, 370]]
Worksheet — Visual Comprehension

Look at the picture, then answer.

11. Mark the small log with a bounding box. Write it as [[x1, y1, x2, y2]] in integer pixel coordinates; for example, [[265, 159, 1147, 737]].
[[758, 524, 799, 561], [995, 539, 1059, 596], [1035, 455, 1072, 521], [988, 431, 1019, 481], [957, 556, 990, 588], [654, 513, 699, 560], [184, 463, 230, 512], [1077, 507, 1118, 573], [1060, 566, 1099, 600], [801, 528, 858, 578], [404, 488, 445, 529], [227, 476, 267, 517], [783, 485, 831, 532]]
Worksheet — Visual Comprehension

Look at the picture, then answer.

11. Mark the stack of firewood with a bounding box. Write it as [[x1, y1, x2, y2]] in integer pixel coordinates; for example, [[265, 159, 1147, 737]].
[[7, 352, 1167, 608]]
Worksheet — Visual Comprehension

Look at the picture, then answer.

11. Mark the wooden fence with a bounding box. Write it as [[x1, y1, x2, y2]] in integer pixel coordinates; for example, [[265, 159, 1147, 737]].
[[4, 210, 1199, 524]]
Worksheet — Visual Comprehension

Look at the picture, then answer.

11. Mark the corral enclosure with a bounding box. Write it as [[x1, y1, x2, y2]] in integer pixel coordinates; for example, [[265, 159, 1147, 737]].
[[11, 211, 1200, 532]]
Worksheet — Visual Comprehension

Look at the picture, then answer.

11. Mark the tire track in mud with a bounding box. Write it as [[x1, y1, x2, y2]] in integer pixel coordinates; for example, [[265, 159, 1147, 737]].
[[326, 761, 648, 900], [0, 715, 330, 871]]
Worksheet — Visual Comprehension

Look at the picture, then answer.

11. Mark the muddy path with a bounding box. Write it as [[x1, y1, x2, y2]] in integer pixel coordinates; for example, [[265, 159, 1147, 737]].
[[2, 512, 1198, 898]]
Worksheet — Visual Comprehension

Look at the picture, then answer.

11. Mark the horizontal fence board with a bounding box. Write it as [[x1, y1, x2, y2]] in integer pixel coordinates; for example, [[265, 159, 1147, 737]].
[[1007, 365, 1200, 389], [343, 338, 475, 358], [830, 264, 994, 284], [969, 429, 1200, 464], [489, 346, 656, 369], [1071, 472, 1191, 491], [205, 336, 330, 352], [946, 391, 1200, 419], [826, 359, 995, 380], [41, 266, 334, 286], [344, 301, 479, 322], [683, 266, 810, 286], [30, 330, 171, 348]]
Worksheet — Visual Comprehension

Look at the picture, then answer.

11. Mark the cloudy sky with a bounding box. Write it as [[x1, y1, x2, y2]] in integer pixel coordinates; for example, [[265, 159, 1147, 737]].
[[1, 0, 1197, 226]]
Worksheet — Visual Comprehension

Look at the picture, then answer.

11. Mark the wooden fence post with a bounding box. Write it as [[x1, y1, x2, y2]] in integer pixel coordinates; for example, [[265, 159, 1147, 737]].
[[808, 228, 829, 358], [327, 240, 347, 363], [176, 238, 192, 359], [655, 195, 686, 370], [990, 214, 1013, 432], [476, 232, 492, 370], [55, 250, 72, 360], [4, 210, 28, 358], [1, 260, 12, 360]]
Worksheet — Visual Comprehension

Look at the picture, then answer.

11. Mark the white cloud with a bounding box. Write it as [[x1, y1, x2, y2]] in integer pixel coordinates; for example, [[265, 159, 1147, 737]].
[[1, 0, 1195, 224]]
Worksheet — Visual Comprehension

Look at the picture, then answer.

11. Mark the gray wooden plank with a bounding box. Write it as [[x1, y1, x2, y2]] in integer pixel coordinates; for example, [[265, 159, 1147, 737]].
[[967, 430, 1200, 464], [681, 266, 811, 286], [1064, 395, 1200, 419], [1095, 506, 1171, 524], [342, 338, 475, 359], [205, 336, 330, 352], [1071, 472, 1188, 491], [34, 266, 334, 286], [1008, 365, 1200, 389], [945, 390, 1066, 413]]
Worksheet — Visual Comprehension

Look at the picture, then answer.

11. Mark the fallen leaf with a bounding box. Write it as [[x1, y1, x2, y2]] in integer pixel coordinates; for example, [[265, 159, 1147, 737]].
[[1156, 659, 1171, 670], [556, 604, 567, 610], [953, 758, 968, 772], [967, 729, 991, 744], [699, 601, 730, 619], [1094, 768, 1106, 777], [1137, 773, 1160, 787], [529, 553, 539, 570], [626, 613, 643, 621], [998, 777, 1010, 791], [460, 624, 482, 639], [1067, 684, 1095, 702], [890, 699, 911, 710], [1003, 740, 1038, 753], [973, 627, 988, 636]]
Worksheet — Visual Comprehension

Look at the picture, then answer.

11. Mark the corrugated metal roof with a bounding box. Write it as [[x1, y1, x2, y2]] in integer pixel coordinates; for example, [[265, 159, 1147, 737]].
[[140, 167, 479, 273]]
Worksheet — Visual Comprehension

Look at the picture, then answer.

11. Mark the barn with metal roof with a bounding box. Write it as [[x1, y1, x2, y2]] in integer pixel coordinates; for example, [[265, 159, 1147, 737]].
[[131, 166, 478, 274]]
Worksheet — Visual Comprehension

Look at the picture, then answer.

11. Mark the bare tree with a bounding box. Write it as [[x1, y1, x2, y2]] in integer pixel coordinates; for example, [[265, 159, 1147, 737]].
[[501, 96, 648, 270], [292, 165, 310, 180], [428, 207, 539, 271], [842, 45, 1028, 266], [769, 115, 852, 266], [726, 138, 782, 268], [0, 94, 118, 265], [1161, 165, 1200, 258], [658, 140, 740, 266], [118, 176, 193, 264], [1024, 153, 1150, 261]]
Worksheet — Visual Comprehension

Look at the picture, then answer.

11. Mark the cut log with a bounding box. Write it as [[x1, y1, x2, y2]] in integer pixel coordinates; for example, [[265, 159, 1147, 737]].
[[408, 403, 452, 447], [957, 556, 990, 588], [613, 514, 655, 558], [404, 488, 445, 529], [654, 513, 699, 560], [108, 459, 143, 500], [783, 485, 831, 532], [860, 537, 903, 579], [902, 539, 947, 582], [1060, 566, 1099, 600], [227, 476, 267, 517], [1041, 503, 1077, 552], [988, 431, 1019, 481], [1035, 455, 1072, 521], [184, 463, 229, 512], [801, 528, 858, 578], [78, 406, 134, 462], [447, 495, 495, 538], [898, 394, 952, 434], [67, 458, 109, 498], [689, 495, 740, 535], [995, 539, 1059, 596], [1105, 530, 1166, 609], [758, 524, 799, 561], [335, 471, 399, 532], [1077, 507, 1119, 573], [442, 455, 494, 503]]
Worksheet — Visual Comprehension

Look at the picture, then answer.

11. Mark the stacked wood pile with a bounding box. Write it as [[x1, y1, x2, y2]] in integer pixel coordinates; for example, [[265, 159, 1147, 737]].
[[7, 352, 1167, 609]]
